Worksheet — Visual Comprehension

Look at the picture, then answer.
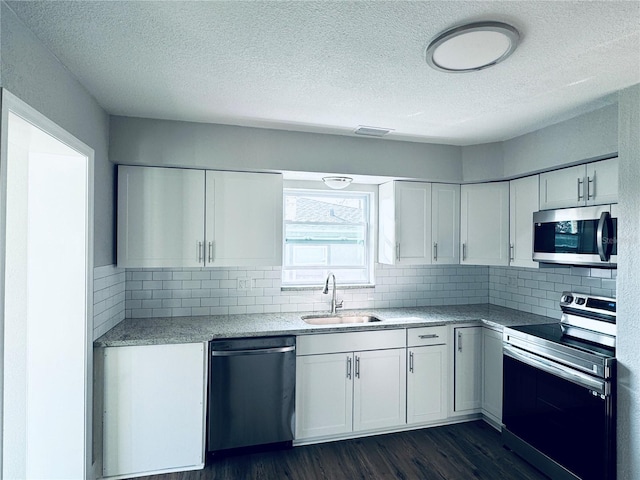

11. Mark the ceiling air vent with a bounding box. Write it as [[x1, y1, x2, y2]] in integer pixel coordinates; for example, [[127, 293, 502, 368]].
[[354, 126, 393, 137]]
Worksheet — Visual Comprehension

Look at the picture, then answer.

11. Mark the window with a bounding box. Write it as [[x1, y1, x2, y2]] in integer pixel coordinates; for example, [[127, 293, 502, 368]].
[[282, 189, 374, 286]]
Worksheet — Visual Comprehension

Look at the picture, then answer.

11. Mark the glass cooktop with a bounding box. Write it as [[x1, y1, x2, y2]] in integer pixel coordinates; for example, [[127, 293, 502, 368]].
[[508, 322, 615, 359]]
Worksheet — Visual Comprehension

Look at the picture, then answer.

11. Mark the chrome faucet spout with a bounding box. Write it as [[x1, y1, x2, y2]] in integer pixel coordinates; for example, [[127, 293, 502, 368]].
[[323, 272, 343, 314]]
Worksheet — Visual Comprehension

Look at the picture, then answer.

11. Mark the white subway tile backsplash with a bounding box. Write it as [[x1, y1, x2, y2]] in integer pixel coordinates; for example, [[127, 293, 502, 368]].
[[122, 264, 617, 320], [489, 266, 616, 318]]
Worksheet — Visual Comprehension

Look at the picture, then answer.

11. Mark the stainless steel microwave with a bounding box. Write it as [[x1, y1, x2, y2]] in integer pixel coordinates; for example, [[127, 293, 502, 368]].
[[533, 205, 617, 267]]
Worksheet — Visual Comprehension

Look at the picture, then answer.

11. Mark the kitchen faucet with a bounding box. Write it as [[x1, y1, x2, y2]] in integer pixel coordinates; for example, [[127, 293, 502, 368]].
[[323, 272, 343, 314]]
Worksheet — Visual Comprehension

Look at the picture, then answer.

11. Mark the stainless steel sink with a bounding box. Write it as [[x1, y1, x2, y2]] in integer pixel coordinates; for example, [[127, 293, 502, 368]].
[[301, 314, 382, 325]]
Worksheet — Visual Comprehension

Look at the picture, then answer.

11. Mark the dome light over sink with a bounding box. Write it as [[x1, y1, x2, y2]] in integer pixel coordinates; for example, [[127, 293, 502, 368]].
[[426, 21, 520, 73]]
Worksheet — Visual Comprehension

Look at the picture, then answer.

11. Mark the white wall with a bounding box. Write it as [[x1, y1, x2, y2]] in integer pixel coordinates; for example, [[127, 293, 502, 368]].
[[109, 116, 463, 183], [0, 1, 113, 267], [616, 84, 640, 479]]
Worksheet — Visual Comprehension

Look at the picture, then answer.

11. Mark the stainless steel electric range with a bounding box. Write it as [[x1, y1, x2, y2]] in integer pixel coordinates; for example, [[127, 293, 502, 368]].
[[502, 291, 616, 480]]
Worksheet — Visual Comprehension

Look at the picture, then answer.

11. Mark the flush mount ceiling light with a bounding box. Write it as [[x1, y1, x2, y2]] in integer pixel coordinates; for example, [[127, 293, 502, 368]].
[[322, 176, 353, 189], [426, 21, 520, 73]]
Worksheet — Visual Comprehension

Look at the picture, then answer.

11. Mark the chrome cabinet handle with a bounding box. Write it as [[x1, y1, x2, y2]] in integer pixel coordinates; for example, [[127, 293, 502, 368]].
[[419, 334, 439, 339], [457, 331, 462, 352], [433, 242, 438, 261], [462, 243, 467, 261], [355, 356, 360, 378], [208, 241, 214, 263], [409, 351, 414, 373], [396, 243, 400, 262], [587, 176, 594, 200], [509, 243, 514, 262], [198, 241, 203, 263], [577, 177, 584, 201], [346, 356, 352, 379]]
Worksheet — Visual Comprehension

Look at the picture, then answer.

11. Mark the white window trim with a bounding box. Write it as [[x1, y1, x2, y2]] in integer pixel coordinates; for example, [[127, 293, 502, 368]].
[[282, 181, 377, 288]]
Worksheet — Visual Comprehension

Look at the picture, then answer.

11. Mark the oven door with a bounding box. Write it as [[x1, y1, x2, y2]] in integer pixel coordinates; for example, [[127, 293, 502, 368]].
[[533, 205, 617, 267], [503, 345, 615, 480]]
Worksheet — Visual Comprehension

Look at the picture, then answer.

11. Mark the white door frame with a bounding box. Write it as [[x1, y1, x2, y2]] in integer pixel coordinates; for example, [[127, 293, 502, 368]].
[[0, 88, 95, 479]]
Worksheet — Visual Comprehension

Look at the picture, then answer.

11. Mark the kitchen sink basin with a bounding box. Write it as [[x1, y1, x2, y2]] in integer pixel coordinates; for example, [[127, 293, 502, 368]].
[[301, 314, 382, 325]]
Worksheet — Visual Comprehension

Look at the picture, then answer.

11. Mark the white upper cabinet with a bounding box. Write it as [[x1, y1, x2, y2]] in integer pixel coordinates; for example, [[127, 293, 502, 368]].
[[117, 166, 205, 268], [117, 165, 283, 268], [539, 157, 618, 210], [509, 175, 539, 268], [205, 170, 283, 267], [432, 183, 461, 264], [460, 182, 510, 266], [586, 158, 618, 206], [378, 181, 459, 265]]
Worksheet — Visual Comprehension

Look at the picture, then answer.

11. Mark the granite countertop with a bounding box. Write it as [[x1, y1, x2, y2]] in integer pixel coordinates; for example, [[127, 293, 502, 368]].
[[94, 304, 557, 347]]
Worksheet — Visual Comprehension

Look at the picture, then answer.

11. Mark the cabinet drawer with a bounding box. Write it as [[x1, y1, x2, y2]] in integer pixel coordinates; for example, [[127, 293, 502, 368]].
[[297, 329, 405, 355], [407, 326, 448, 347]]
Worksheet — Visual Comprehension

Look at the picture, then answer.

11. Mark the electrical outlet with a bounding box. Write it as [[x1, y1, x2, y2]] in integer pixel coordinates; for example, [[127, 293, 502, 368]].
[[237, 277, 252, 291]]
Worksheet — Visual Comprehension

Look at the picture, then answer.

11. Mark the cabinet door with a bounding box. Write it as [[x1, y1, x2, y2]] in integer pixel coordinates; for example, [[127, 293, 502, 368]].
[[431, 183, 460, 264], [395, 182, 433, 264], [378, 181, 397, 264], [460, 182, 509, 266], [454, 327, 483, 413], [539, 164, 585, 209], [407, 345, 448, 424], [117, 166, 205, 267], [509, 175, 539, 268], [295, 353, 353, 439], [102, 343, 206, 478], [482, 328, 503, 424], [205, 171, 283, 266], [353, 348, 407, 432], [586, 157, 618, 206]]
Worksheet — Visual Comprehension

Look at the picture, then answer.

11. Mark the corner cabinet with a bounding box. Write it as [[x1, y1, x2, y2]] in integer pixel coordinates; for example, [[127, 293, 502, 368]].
[[295, 330, 406, 442], [509, 175, 539, 268], [117, 166, 283, 268], [539, 157, 618, 210], [460, 182, 509, 266], [378, 181, 459, 265], [101, 343, 207, 479]]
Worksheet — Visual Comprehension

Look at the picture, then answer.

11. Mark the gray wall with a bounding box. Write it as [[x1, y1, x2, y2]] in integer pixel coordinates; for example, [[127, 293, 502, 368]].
[[112, 103, 618, 186], [110, 116, 463, 182], [0, 2, 114, 267], [501, 103, 618, 178], [616, 84, 640, 479]]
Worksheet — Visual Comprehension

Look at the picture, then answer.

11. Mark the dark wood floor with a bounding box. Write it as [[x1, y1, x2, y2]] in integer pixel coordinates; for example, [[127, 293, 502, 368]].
[[140, 421, 549, 480]]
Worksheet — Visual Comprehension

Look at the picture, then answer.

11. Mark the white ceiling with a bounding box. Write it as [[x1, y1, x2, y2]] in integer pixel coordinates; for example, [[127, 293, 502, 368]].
[[7, 1, 640, 146]]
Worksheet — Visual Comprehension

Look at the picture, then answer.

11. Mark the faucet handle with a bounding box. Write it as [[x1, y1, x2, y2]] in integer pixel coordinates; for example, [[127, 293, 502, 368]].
[[336, 300, 344, 310]]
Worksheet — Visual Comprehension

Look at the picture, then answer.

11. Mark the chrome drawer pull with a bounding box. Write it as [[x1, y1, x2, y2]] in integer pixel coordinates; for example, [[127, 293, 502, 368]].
[[418, 334, 439, 339]]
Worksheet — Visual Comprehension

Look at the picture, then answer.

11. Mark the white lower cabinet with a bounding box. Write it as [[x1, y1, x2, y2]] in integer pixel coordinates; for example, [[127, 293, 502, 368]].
[[295, 330, 406, 442], [352, 348, 407, 432], [453, 326, 483, 413], [481, 327, 503, 426], [102, 343, 207, 479], [295, 353, 353, 439], [407, 326, 449, 424]]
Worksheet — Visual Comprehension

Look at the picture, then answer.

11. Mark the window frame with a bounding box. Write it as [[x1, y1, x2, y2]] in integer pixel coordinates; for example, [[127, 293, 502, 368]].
[[281, 184, 376, 288]]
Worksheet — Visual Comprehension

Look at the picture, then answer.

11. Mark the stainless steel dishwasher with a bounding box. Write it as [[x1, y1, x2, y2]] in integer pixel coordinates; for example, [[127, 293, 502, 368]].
[[207, 336, 295, 453]]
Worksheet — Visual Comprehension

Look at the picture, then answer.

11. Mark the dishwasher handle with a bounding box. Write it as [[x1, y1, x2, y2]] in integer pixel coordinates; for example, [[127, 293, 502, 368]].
[[211, 345, 295, 356]]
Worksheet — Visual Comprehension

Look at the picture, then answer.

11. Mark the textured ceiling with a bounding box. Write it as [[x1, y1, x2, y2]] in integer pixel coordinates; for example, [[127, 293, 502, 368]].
[[7, 1, 640, 146]]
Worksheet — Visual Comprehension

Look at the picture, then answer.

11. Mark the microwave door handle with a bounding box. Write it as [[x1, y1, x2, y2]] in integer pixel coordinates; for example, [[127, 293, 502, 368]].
[[596, 211, 613, 261]]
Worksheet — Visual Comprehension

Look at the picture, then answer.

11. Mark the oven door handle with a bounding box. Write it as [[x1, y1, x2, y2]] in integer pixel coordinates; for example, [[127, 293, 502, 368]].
[[504, 344, 608, 396]]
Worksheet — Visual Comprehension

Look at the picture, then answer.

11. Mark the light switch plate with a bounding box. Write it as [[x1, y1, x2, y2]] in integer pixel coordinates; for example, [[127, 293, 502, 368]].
[[237, 277, 252, 291]]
